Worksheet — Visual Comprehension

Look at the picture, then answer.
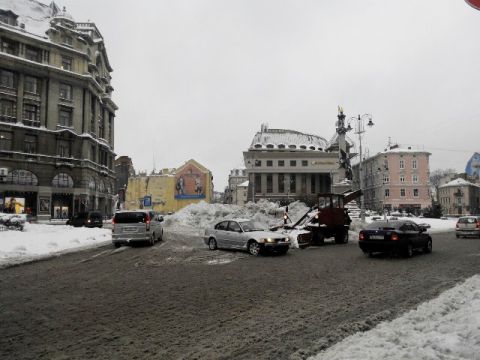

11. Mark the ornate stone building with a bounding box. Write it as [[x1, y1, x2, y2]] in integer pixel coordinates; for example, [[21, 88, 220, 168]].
[[0, 1, 117, 219]]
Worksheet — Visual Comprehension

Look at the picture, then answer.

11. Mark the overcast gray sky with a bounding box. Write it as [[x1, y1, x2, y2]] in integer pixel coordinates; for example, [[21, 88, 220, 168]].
[[61, 0, 480, 190]]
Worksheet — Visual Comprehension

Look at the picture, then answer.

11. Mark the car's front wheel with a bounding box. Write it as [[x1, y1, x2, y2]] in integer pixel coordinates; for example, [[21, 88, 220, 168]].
[[208, 238, 217, 250], [248, 241, 261, 256], [424, 238, 432, 253]]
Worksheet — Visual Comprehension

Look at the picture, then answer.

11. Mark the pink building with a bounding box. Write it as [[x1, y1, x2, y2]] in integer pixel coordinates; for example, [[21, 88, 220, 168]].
[[352, 146, 431, 214]]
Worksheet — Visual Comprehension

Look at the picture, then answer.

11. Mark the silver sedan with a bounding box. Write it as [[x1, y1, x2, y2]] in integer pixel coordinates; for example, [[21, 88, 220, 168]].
[[204, 219, 290, 256]]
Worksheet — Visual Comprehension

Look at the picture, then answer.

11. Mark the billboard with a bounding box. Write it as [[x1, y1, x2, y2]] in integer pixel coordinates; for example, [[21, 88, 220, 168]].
[[175, 163, 206, 199], [4, 197, 25, 214]]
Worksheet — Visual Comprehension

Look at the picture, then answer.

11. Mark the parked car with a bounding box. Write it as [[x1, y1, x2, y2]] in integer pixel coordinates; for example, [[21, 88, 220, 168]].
[[112, 210, 164, 247], [204, 219, 290, 256], [358, 220, 432, 257], [455, 216, 480, 238], [66, 211, 103, 228]]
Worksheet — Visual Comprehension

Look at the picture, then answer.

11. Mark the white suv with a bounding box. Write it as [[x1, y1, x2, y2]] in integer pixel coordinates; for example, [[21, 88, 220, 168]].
[[112, 210, 164, 247]]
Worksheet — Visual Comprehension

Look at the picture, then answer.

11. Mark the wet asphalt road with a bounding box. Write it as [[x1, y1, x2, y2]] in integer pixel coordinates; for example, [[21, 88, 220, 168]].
[[0, 230, 479, 360]]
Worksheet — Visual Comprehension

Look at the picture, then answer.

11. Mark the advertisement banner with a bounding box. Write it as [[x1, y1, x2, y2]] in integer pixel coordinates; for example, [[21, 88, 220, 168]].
[[4, 197, 25, 214], [175, 164, 206, 199]]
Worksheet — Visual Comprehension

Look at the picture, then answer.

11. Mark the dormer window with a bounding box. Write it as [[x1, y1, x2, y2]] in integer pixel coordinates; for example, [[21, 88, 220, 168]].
[[288, 144, 297, 149], [254, 144, 262, 149], [309, 146, 316, 150], [266, 144, 274, 149], [0, 10, 18, 26], [278, 144, 285, 149], [299, 145, 307, 150]]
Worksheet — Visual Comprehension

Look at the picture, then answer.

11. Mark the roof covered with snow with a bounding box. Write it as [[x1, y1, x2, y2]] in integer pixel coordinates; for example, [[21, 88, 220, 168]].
[[0, 0, 56, 38], [439, 178, 480, 188], [249, 125, 328, 151]]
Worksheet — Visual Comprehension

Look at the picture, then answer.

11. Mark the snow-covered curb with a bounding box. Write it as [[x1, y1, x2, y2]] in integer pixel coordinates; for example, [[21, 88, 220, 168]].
[[309, 275, 480, 360]]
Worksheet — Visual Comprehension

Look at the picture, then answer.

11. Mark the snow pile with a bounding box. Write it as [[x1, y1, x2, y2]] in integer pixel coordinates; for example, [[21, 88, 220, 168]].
[[0, 0, 53, 38], [309, 275, 480, 360], [164, 200, 310, 236], [0, 223, 111, 267]]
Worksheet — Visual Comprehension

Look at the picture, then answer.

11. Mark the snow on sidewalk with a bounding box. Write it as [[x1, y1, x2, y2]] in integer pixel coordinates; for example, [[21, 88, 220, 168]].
[[309, 275, 480, 360], [0, 223, 111, 267]]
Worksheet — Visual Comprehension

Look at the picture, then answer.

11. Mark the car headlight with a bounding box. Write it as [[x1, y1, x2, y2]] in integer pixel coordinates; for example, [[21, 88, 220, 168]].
[[284, 237, 290, 242], [265, 238, 275, 243]]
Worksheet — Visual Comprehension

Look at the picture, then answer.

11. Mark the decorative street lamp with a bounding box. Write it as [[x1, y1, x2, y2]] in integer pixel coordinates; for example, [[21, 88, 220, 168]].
[[346, 113, 374, 222]]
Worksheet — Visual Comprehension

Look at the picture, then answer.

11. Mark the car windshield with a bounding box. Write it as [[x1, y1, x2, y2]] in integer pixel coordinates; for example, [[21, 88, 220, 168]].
[[365, 221, 399, 230], [239, 221, 267, 232]]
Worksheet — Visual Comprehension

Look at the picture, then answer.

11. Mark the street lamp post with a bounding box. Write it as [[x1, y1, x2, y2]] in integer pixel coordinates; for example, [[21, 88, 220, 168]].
[[346, 114, 374, 222]]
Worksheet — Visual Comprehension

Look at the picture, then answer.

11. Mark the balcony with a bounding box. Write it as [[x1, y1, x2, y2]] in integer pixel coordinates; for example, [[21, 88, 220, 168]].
[[0, 114, 16, 123], [23, 119, 40, 127]]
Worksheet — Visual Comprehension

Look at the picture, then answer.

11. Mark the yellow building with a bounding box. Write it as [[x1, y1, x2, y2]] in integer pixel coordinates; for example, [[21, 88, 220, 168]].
[[125, 159, 213, 213]]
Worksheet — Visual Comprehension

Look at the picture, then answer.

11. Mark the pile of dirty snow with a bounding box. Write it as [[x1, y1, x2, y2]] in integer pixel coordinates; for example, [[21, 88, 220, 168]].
[[164, 200, 310, 236]]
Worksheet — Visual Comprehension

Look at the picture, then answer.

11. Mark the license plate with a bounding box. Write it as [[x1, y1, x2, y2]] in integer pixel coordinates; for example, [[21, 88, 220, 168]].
[[370, 235, 384, 240], [123, 227, 137, 233]]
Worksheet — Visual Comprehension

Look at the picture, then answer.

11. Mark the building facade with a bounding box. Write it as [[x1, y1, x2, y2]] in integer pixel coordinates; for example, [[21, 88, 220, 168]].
[[352, 146, 431, 213], [0, 2, 117, 219], [243, 125, 343, 205], [224, 168, 247, 204], [126, 159, 213, 214], [438, 178, 480, 216]]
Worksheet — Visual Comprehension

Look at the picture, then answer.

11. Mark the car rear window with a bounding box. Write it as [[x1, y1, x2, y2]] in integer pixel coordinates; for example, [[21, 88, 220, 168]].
[[114, 212, 147, 223], [458, 217, 477, 224], [365, 221, 399, 230]]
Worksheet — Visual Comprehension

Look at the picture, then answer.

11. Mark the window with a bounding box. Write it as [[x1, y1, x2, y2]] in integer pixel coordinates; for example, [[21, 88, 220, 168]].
[[290, 175, 296, 193], [383, 174, 389, 183], [52, 173, 74, 188], [228, 221, 241, 232], [58, 107, 72, 127], [400, 175, 405, 183], [400, 189, 406, 197], [278, 174, 285, 193], [266, 174, 273, 193], [24, 76, 39, 94], [0, 131, 12, 150], [302, 160, 308, 167], [399, 160, 404, 169], [23, 104, 40, 126], [61, 34, 73, 46], [61, 56, 72, 71], [59, 83, 72, 100], [412, 159, 417, 169], [290, 160, 296, 167], [266, 160, 272, 167], [57, 139, 70, 157], [278, 160, 284, 167], [384, 189, 390, 197], [413, 188, 419, 197], [278, 144, 285, 149], [25, 46, 42, 62], [6, 170, 38, 185], [0, 69, 15, 88], [0, 99, 15, 119], [24, 135, 37, 153], [0, 13, 17, 26], [254, 174, 261, 194], [254, 159, 261, 167], [1, 38, 18, 55], [412, 174, 418, 183], [289, 145, 297, 149], [383, 159, 388, 170], [98, 108, 104, 138], [91, 145, 96, 162]]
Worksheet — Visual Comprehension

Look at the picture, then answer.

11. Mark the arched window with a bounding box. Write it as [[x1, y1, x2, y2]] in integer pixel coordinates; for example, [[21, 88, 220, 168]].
[[278, 144, 286, 149], [309, 146, 316, 150], [6, 170, 38, 186], [299, 145, 307, 150], [98, 180, 105, 193], [266, 144, 274, 149], [254, 143, 263, 149], [88, 177, 96, 191], [288, 144, 297, 149], [52, 173, 74, 188]]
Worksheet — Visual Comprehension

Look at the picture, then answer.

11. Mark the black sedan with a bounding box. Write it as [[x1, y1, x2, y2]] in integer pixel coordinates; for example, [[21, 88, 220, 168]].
[[358, 220, 432, 257]]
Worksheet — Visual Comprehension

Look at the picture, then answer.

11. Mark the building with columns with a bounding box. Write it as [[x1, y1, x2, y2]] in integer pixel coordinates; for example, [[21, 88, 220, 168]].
[[0, 1, 117, 219], [243, 124, 346, 205]]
